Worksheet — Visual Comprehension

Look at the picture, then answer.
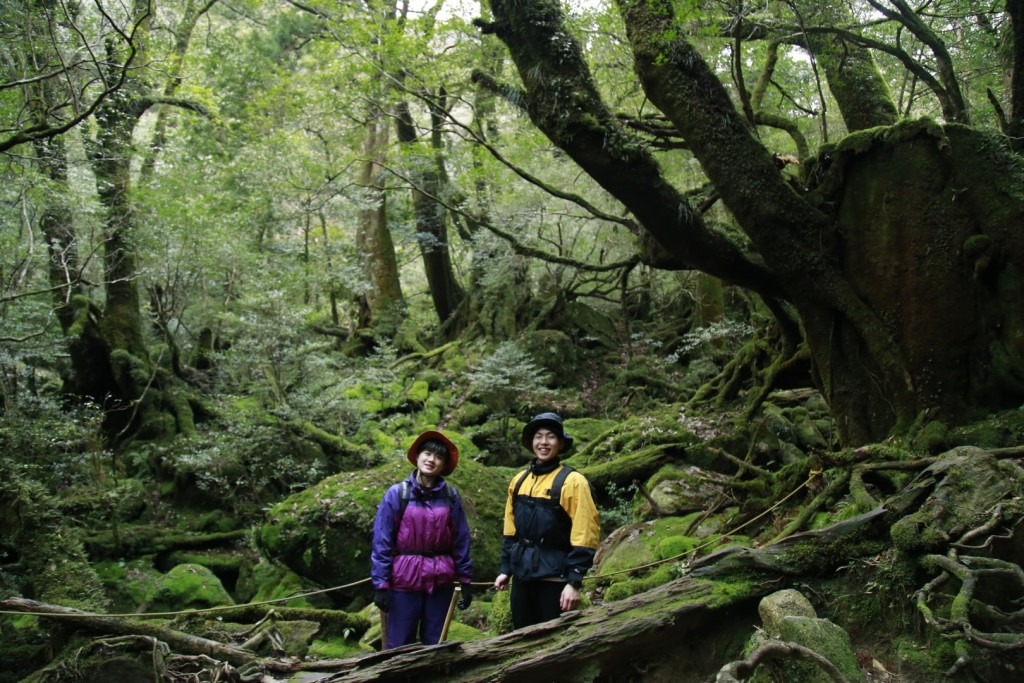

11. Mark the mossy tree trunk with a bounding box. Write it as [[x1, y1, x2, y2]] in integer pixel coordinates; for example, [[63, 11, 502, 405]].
[[478, 0, 1024, 445], [26, 13, 118, 405], [82, 0, 169, 439], [75, 0, 210, 441], [37, 148, 116, 403], [792, 0, 900, 133], [356, 103, 405, 334]]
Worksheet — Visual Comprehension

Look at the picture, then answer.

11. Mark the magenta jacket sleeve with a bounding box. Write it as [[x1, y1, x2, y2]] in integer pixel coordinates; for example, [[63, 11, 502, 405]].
[[370, 484, 401, 590]]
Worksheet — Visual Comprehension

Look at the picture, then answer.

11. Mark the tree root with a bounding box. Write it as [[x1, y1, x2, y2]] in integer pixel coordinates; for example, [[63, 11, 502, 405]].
[[913, 509, 1024, 676], [714, 639, 849, 682]]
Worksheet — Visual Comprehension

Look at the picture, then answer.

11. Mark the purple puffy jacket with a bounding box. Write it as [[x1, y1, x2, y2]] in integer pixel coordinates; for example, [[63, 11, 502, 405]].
[[371, 472, 473, 593]]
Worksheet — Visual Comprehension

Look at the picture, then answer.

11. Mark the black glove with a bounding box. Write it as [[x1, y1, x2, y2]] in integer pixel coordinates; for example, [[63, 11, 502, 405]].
[[457, 584, 472, 610], [374, 589, 390, 613]]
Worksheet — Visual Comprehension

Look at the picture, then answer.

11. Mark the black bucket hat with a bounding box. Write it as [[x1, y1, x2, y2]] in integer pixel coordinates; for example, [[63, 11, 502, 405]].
[[521, 412, 574, 453]]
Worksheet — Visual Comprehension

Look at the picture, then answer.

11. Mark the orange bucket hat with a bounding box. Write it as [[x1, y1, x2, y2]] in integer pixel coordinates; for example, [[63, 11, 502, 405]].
[[406, 430, 460, 476]]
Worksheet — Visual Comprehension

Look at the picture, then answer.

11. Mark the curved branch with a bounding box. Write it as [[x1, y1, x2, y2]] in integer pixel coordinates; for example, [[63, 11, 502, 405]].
[[716, 640, 850, 683], [802, 25, 953, 121], [864, 0, 969, 123]]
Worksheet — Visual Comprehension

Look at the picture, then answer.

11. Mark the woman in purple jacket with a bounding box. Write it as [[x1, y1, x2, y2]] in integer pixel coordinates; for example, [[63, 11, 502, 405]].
[[371, 430, 473, 649]]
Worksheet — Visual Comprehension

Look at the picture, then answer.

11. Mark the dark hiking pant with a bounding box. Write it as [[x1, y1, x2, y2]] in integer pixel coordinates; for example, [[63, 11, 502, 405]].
[[385, 586, 456, 649], [510, 579, 565, 629]]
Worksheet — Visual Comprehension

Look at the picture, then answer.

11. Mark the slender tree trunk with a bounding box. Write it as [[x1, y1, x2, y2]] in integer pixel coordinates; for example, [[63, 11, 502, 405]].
[[319, 213, 341, 329], [395, 97, 465, 336], [460, 5, 531, 340], [1007, 0, 1024, 150]]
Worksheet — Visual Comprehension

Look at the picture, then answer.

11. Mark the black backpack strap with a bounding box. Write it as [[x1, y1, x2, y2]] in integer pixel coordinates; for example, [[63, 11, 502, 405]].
[[512, 469, 531, 500], [548, 465, 575, 504], [444, 483, 458, 505], [513, 466, 575, 503], [398, 480, 411, 520]]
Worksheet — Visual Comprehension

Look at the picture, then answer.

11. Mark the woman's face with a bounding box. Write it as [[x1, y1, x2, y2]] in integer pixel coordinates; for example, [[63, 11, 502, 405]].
[[532, 428, 563, 463], [416, 449, 446, 478]]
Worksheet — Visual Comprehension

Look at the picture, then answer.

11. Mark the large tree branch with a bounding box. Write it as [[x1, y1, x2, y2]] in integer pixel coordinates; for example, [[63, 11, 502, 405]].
[[474, 3, 782, 297]]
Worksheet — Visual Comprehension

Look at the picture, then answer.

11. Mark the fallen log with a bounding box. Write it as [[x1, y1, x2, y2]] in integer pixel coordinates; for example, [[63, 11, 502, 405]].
[[305, 577, 748, 682], [0, 597, 259, 668]]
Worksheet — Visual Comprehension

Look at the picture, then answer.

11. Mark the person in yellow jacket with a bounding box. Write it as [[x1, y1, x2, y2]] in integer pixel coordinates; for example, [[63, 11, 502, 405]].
[[493, 412, 600, 628]]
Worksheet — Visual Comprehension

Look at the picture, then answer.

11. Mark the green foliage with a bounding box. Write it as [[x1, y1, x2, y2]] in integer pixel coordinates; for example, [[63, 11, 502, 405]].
[[153, 423, 327, 514], [0, 459, 109, 611], [464, 341, 555, 447], [0, 397, 107, 489], [0, 612, 48, 683], [488, 587, 513, 635], [598, 480, 636, 532]]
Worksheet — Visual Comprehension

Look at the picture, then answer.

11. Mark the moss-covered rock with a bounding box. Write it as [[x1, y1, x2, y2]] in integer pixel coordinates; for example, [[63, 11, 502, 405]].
[[519, 329, 578, 386], [143, 563, 234, 612], [569, 410, 698, 488], [645, 465, 732, 517], [95, 558, 163, 613], [562, 416, 617, 448], [745, 590, 865, 683], [595, 516, 700, 582], [488, 587, 513, 635], [237, 558, 321, 607]]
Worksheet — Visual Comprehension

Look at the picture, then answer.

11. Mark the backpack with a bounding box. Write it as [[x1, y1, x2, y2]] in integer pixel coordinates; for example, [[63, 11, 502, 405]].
[[512, 465, 575, 506], [396, 479, 458, 523]]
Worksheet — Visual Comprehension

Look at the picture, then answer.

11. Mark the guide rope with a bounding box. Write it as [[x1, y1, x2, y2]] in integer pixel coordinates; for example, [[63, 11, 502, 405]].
[[0, 471, 820, 619]]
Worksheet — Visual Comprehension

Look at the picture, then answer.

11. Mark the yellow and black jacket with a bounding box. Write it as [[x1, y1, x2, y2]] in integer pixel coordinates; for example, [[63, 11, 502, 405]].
[[499, 461, 600, 586]]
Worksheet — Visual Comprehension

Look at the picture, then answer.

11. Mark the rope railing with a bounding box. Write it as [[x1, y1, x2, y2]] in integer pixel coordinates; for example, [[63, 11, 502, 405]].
[[0, 471, 819, 619]]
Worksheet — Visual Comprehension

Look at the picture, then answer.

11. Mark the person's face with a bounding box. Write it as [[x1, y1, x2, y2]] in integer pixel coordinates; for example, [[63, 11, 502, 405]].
[[416, 449, 446, 478], [532, 428, 563, 463]]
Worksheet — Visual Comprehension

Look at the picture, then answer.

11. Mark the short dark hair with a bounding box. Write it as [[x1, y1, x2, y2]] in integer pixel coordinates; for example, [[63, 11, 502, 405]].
[[418, 439, 449, 460]]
